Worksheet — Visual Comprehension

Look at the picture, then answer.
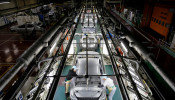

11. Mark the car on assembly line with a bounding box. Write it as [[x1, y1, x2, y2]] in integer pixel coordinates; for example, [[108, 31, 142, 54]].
[[83, 14, 95, 28], [82, 27, 95, 33], [80, 35, 98, 51], [69, 51, 106, 100], [84, 13, 97, 23], [82, 19, 95, 33]]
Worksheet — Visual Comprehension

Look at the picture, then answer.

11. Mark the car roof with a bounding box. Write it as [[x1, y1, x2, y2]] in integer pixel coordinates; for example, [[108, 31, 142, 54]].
[[76, 58, 101, 75]]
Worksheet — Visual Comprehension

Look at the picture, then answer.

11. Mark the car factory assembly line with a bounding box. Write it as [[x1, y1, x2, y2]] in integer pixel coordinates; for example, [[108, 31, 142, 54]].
[[0, 4, 175, 100]]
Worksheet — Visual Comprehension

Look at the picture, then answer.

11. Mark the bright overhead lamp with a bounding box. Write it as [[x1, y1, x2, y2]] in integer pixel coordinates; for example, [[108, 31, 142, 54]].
[[120, 42, 128, 53]]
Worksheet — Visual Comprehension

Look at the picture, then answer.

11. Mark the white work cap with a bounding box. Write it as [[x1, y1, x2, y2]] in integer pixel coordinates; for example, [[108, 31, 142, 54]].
[[72, 66, 78, 71], [101, 74, 107, 79]]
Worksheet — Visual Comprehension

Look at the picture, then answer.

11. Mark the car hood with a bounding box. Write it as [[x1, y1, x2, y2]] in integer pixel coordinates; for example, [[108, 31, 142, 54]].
[[71, 87, 104, 98]]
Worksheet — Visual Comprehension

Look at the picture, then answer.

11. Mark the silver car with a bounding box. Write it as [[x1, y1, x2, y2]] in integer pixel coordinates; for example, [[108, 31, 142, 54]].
[[82, 13, 95, 33], [70, 51, 106, 100], [82, 21, 95, 33], [80, 35, 98, 51], [83, 14, 94, 28]]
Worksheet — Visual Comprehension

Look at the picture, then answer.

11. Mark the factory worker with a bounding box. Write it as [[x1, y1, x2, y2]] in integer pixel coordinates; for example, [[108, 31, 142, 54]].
[[101, 75, 116, 100], [65, 66, 78, 99]]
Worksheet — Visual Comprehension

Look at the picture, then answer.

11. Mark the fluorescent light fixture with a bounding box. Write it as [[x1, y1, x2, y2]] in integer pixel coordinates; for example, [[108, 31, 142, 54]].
[[68, 44, 74, 57], [50, 42, 57, 54], [121, 42, 128, 53]]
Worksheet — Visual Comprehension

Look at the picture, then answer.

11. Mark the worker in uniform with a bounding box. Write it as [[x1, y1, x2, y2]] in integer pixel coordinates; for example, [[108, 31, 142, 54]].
[[101, 75, 116, 100], [65, 66, 78, 99]]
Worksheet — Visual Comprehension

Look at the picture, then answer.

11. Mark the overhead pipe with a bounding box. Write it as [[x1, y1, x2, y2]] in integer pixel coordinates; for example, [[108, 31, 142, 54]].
[[121, 34, 175, 92], [0, 17, 68, 91]]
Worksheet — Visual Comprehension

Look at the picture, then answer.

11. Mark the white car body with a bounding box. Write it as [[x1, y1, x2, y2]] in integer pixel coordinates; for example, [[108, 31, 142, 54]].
[[80, 35, 98, 51], [70, 51, 106, 100]]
